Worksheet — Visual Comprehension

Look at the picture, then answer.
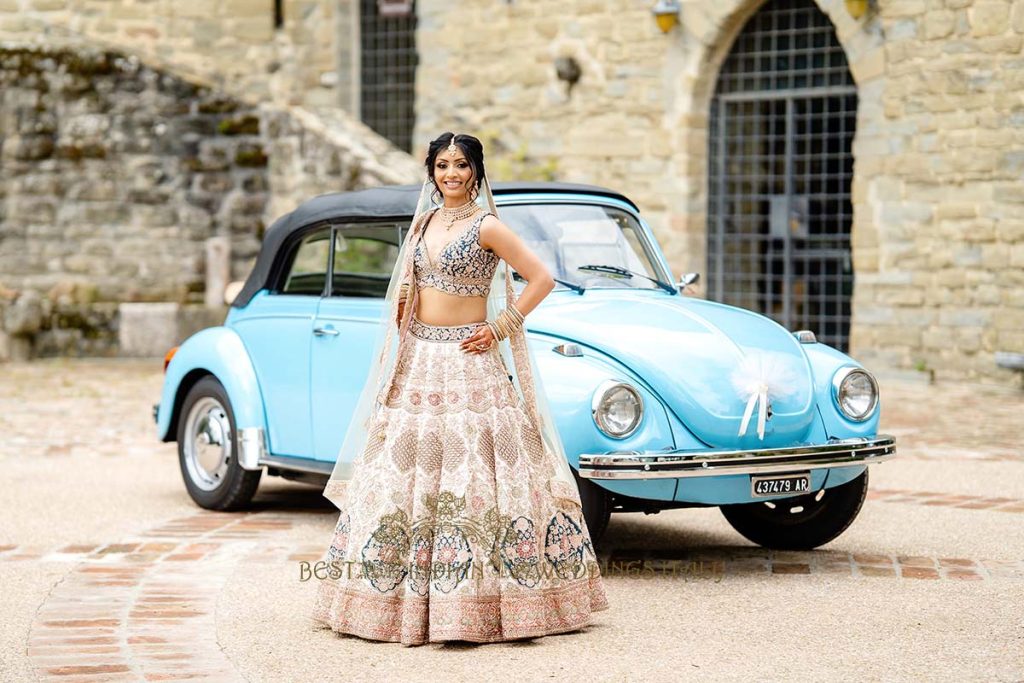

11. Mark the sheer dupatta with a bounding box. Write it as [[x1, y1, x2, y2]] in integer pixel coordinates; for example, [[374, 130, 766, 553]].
[[323, 177, 580, 510]]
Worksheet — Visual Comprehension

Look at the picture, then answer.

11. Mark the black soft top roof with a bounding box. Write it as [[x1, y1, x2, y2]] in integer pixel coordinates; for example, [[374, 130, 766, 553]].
[[232, 181, 638, 307]]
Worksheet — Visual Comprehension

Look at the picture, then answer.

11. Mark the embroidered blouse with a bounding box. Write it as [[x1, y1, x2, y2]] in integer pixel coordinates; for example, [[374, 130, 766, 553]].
[[413, 209, 499, 298]]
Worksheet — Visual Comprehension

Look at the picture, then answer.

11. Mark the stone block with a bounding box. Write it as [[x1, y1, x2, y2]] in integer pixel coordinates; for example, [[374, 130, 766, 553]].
[[994, 185, 1024, 203], [953, 244, 984, 266], [977, 33, 1023, 52], [938, 307, 992, 328], [924, 9, 956, 38], [1013, 1, 1024, 32], [29, 0, 66, 10], [1010, 243, 1024, 268], [981, 244, 1010, 269], [224, 0, 272, 17], [995, 221, 1024, 241], [3, 291, 43, 335], [118, 302, 180, 357], [992, 306, 1024, 331], [970, 1, 1011, 37], [886, 0, 926, 17], [934, 203, 977, 220]]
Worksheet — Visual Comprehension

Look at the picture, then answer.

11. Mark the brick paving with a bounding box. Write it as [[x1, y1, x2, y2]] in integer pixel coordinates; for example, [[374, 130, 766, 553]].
[[22, 511, 295, 682], [7, 507, 1023, 679], [8, 506, 1022, 683], [2, 359, 1023, 680], [870, 488, 1024, 513]]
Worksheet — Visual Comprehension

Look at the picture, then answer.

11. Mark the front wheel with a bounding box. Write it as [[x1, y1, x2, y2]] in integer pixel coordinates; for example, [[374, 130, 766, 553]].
[[720, 469, 869, 550], [573, 469, 611, 547], [176, 376, 261, 510]]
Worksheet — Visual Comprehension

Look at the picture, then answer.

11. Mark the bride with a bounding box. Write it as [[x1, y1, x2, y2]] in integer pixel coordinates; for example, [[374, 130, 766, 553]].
[[311, 132, 609, 645]]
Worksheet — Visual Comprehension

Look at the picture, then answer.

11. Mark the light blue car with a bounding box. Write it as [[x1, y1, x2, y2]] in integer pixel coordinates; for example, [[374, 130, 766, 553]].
[[154, 182, 895, 550]]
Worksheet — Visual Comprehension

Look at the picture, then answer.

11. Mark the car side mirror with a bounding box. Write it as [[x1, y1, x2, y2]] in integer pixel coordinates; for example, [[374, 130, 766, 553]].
[[676, 272, 700, 293]]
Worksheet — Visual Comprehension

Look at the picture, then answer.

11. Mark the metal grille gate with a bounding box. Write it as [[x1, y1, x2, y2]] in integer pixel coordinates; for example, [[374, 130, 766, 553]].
[[707, 0, 857, 351], [360, 0, 418, 153]]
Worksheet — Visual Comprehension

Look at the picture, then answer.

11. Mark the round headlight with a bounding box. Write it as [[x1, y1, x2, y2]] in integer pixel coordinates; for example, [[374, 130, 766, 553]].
[[592, 380, 643, 438], [832, 366, 878, 421]]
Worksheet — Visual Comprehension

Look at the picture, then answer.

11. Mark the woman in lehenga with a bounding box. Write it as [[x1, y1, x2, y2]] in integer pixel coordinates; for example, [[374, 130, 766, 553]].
[[311, 132, 609, 645]]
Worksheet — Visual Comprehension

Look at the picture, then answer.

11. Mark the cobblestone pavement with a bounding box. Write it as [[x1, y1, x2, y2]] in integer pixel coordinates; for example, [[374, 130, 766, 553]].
[[1, 359, 1022, 682]]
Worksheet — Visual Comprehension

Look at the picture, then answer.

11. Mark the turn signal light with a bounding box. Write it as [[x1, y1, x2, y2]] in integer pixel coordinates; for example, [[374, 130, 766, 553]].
[[163, 346, 179, 373]]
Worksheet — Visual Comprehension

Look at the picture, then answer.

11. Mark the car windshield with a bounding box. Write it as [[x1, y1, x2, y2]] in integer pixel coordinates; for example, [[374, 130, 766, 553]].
[[498, 203, 666, 291]]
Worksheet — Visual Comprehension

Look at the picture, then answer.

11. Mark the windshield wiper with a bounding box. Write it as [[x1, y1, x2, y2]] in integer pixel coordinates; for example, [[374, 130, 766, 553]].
[[576, 265, 676, 294], [512, 270, 585, 294]]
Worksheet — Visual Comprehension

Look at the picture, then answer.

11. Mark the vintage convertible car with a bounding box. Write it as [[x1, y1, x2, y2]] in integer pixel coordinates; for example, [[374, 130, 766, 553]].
[[154, 182, 895, 550]]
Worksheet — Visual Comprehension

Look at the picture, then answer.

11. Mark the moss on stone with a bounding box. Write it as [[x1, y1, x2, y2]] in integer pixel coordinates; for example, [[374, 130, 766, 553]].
[[217, 115, 260, 135], [234, 144, 268, 167]]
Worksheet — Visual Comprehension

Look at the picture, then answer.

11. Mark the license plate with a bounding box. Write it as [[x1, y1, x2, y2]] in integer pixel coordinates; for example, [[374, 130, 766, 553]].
[[750, 472, 811, 498]]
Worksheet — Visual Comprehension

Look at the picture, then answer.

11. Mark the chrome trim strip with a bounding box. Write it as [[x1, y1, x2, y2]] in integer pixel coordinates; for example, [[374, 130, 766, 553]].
[[578, 435, 896, 480], [237, 427, 267, 471], [259, 454, 334, 475]]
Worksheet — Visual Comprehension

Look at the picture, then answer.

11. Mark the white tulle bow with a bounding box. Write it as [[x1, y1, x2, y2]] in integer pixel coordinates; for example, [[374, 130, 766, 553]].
[[729, 351, 803, 440]]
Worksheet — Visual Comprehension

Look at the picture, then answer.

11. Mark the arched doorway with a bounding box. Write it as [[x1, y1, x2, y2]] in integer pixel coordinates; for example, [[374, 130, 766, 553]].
[[707, 0, 857, 351]]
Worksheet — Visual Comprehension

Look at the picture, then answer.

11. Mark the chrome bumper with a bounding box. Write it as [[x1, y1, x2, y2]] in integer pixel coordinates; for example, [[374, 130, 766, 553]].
[[578, 435, 896, 480]]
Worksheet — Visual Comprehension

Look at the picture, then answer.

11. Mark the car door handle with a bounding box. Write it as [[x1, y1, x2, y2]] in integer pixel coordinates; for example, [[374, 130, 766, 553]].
[[313, 326, 340, 337]]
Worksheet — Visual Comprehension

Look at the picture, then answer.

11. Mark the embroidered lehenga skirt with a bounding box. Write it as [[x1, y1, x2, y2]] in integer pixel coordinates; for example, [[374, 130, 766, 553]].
[[312, 316, 609, 645]]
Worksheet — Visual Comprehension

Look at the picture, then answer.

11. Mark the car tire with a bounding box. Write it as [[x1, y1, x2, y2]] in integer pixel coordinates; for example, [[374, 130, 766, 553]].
[[719, 469, 869, 550], [176, 375, 262, 511], [573, 468, 611, 546]]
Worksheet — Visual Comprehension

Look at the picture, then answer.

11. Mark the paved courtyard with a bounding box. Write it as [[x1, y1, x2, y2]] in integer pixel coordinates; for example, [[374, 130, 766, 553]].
[[0, 358, 1022, 681]]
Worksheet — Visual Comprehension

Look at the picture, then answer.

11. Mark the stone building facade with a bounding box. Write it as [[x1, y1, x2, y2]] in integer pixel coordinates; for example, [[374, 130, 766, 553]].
[[1, 0, 1022, 387], [411, 0, 1024, 386]]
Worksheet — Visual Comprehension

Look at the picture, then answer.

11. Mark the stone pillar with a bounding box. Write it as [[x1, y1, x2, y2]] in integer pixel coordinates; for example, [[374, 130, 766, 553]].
[[205, 236, 231, 308]]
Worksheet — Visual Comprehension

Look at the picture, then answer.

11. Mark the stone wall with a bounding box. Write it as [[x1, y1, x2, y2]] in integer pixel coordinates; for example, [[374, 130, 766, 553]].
[[0, 45, 269, 358], [0, 44, 421, 360], [0, 0, 337, 110], [0, 46, 271, 302], [414, 0, 1024, 386], [850, 0, 1024, 384]]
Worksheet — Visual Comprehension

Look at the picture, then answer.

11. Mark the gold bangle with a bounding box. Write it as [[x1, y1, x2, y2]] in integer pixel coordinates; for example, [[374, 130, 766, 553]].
[[496, 308, 521, 339], [509, 304, 524, 324], [508, 302, 524, 322], [497, 311, 511, 339]]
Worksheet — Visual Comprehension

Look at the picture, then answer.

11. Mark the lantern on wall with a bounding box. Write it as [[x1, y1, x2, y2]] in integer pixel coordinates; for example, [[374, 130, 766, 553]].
[[651, 0, 681, 33], [844, 0, 875, 19]]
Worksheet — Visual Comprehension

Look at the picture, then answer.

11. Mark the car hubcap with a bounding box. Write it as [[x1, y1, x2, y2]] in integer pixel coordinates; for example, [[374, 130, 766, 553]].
[[183, 397, 232, 491], [755, 488, 828, 524]]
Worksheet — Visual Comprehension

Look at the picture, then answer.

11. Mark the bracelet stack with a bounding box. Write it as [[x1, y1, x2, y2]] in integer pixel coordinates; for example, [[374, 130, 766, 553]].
[[398, 283, 410, 302], [485, 302, 525, 341]]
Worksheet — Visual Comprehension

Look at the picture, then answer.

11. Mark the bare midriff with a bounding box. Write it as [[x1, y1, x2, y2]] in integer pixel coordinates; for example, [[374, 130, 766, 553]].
[[413, 287, 487, 326]]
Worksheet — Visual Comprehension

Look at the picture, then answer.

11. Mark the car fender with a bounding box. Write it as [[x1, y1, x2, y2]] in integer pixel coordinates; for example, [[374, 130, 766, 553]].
[[528, 331, 679, 502], [156, 326, 267, 443], [801, 342, 882, 439]]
